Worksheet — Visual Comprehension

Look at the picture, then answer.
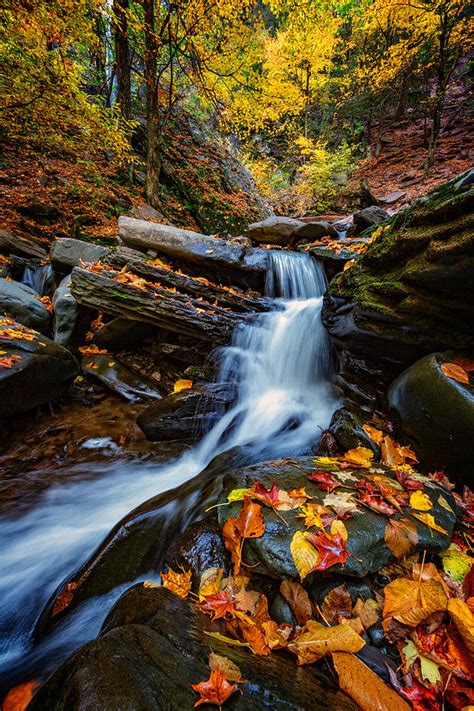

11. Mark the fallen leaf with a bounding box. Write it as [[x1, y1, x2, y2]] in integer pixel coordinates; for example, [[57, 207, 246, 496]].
[[280, 580, 312, 625], [191, 667, 239, 707], [226, 595, 271, 656], [402, 639, 441, 686], [353, 597, 380, 630], [452, 356, 474, 372], [332, 651, 411, 711], [307, 470, 341, 492], [381, 435, 417, 467], [301, 526, 349, 572], [363, 423, 384, 444], [173, 379, 193, 393], [343, 446, 374, 468], [412, 512, 449, 535], [288, 620, 365, 664], [323, 490, 360, 517], [226, 488, 252, 503], [199, 567, 224, 601], [441, 362, 469, 384], [161, 566, 192, 599], [410, 491, 433, 511], [448, 598, 474, 661], [222, 496, 265, 574], [383, 577, 448, 627], [204, 631, 250, 647], [2, 680, 39, 711], [440, 544, 473, 582], [262, 619, 293, 649], [396, 468, 424, 491], [51, 581, 77, 617], [200, 590, 235, 621], [385, 517, 419, 558], [321, 584, 352, 624], [208, 653, 242, 682], [290, 530, 321, 581], [297, 503, 335, 529]]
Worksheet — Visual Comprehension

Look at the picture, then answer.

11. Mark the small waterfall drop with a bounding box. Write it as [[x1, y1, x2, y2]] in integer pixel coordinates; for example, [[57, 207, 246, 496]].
[[21, 264, 53, 295], [0, 251, 338, 687]]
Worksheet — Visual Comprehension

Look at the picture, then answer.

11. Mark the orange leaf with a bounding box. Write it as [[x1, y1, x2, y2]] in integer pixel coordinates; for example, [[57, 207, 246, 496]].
[[343, 447, 373, 468], [440, 362, 469, 384], [384, 517, 419, 558], [332, 652, 410, 711], [383, 577, 448, 627], [191, 667, 239, 707], [222, 496, 265, 574], [200, 590, 235, 621], [2, 680, 39, 711], [161, 566, 192, 599]]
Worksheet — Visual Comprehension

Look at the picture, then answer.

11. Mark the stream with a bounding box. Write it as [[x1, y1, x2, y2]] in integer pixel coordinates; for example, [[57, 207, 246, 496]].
[[0, 251, 338, 692]]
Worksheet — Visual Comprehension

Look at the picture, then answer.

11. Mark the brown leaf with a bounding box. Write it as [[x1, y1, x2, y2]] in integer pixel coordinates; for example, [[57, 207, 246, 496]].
[[288, 620, 365, 665], [226, 595, 272, 656], [353, 598, 380, 630], [332, 651, 411, 711], [441, 362, 469, 384], [208, 653, 242, 682], [385, 517, 419, 558], [280, 580, 313, 625], [448, 598, 474, 661], [321, 584, 352, 624]]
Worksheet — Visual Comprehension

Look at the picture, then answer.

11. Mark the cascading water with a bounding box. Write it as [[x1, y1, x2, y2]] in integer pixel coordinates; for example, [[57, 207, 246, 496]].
[[0, 251, 338, 689], [21, 264, 53, 295]]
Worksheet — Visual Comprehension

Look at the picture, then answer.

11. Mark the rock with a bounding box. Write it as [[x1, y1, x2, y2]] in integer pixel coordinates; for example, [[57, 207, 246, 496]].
[[137, 383, 236, 441], [93, 317, 156, 350], [0, 319, 79, 416], [16, 202, 60, 223], [299, 244, 358, 281], [323, 171, 474, 404], [163, 517, 229, 587], [292, 221, 340, 244], [329, 407, 378, 454], [230, 234, 254, 248], [130, 203, 165, 222], [352, 206, 390, 233], [217, 457, 456, 580], [81, 354, 162, 403], [30, 587, 357, 711], [52, 276, 79, 347], [118, 217, 268, 290], [246, 216, 304, 246], [0, 278, 50, 333], [379, 190, 406, 205], [50, 238, 109, 272], [0, 229, 48, 259], [388, 353, 474, 483]]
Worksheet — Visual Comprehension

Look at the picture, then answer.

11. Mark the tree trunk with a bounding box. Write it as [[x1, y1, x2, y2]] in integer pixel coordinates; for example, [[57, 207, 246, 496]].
[[113, 0, 131, 119], [146, 112, 162, 205], [143, 0, 161, 205]]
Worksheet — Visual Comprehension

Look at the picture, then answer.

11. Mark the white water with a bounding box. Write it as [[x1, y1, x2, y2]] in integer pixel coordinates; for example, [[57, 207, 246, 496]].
[[0, 251, 338, 687], [21, 264, 53, 295]]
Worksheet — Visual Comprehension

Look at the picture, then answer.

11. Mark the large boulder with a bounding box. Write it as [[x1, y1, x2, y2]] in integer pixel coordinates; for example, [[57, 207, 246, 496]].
[[81, 354, 162, 403], [246, 216, 305, 246], [0, 277, 50, 333], [118, 217, 268, 290], [29, 586, 357, 711], [292, 221, 340, 243], [388, 353, 474, 483], [352, 206, 389, 233], [137, 384, 236, 441], [323, 171, 474, 405], [50, 238, 109, 272], [52, 275, 79, 347], [0, 319, 79, 416]]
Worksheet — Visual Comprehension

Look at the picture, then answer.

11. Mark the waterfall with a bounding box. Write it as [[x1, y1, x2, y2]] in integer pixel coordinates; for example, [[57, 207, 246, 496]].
[[21, 264, 53, 296], [0, 251, 338, 689]]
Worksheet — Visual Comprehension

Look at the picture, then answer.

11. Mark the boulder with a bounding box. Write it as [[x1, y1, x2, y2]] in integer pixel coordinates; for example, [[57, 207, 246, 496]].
[[0, 277, 50, 333], [29, 586, 357, 711], [130, 203, 165, 222], [0, 229, 48, 259], [0, 319, 79, 416], [118, 217, 268, 290], [50, 238, 109, 272], [352, 206, 389, 233], [137, 384, 236, 441], [217, 457, 456, 580], [388, 353, 474, 483], [52, 275, 79, 347], [246, 216, 304, 246], [81, 354, 162, 403], [292, 221, 340, 243], [323, 171, 474, 404]]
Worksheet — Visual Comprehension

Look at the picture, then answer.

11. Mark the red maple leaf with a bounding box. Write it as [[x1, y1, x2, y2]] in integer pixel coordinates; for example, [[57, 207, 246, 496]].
[[307, 470, 341, 492], [304, 529, 349, 571], [192, 667, 239, 707], [200, 590, 235, 621], [252, 480, 280, 507], [397, 678, 441, 711], [396, 469, 424, 491]]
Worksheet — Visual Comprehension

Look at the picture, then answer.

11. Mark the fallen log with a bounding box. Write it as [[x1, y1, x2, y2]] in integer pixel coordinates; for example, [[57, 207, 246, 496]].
[[118, 216, 268, 290], [70, 266, 240, 344], [103, 246, 271, 314]]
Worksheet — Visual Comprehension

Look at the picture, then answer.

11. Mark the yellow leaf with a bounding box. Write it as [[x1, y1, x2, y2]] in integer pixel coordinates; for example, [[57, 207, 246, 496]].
[[288, 620, 365, 665], [199, 567, 224, 601], [226, 488, 252, 502], [410, 491, 433, 511], [362, 424, 384, 444], [343, 446, 373, 468], [412, 512, 449, 535], [383, 577, 448, 627], [440, 544, 473, 582], [448, 598, 474, 661], [290, 530, 320, 581], [161, 566, 192, 599], [208, 653, 242, 682], [173, 379, 193, 393], [384, 518, 419, 558]]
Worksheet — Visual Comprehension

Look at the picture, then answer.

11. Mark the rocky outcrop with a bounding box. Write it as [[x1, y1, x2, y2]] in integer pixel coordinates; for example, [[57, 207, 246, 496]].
[[137, 384, 236, 441], [50, 238, 109, 272], [81, 354, 162, 402], [30, 586, 357, 711], [388, 353, 474, 483], [0, 319, 79, 416], [0, 229, 48, 260], [323, 170, 474, 405], [247, 216, 339, 247], [52, 276, 79, 347], [352, 206, 389, 233], [118, 217, 268, 290], [0, 278, 50, 333]]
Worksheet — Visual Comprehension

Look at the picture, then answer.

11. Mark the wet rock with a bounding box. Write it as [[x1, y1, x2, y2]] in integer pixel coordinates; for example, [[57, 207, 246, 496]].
[[0, 278, 50, 333], [330, 407, 378, 454], [300, 244, 358, 281], [246, 216, 304, 246], [118, 217, 268, 290], [388, 353, 474, 483], [81, 354, 162, 403], [0, 320, 79, 416], [352, 206, 390, 233], [30, 587, 357, 711], [93, 317, 156, 350], [137, 383, 236, 441], [52, 276, 79, 347], [50, 238, 109, 272], [217, 457, 457, 581], [0, 229, 48, 260], [163, 517, 229, 587], [323, 171, 474, 404], [270, 593, 297, 625], [292, 221, 340, 244]]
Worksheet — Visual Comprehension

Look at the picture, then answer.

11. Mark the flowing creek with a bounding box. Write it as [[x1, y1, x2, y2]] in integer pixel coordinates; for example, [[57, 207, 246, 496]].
[[0, 251, 338, 692]]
